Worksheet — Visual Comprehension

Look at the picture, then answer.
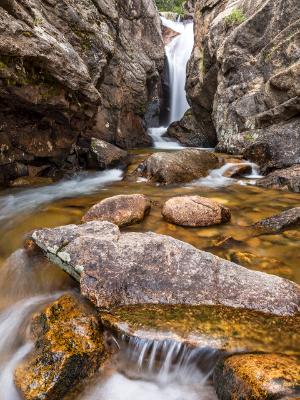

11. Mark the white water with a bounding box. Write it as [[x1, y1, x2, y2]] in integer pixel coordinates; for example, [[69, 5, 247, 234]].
[[149, 17, 194, 149], [191, 162, 263, 188], [83, 336, 218, 400], [0, 168, 123, 224]]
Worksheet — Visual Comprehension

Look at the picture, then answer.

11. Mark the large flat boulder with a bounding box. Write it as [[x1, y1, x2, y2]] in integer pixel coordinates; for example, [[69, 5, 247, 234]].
[[135, 149, 219, 184], [31, 221, 300, 315]]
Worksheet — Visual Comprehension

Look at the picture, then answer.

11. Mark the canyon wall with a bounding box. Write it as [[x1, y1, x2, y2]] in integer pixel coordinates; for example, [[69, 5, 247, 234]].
[[0, 0, 164, 183], [187, 0, 300, 171]]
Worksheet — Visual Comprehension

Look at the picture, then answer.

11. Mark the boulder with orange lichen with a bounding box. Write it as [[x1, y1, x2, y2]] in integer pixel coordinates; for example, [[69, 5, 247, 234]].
[[14, 294, 108, 400], [214, 353, 300, 399]]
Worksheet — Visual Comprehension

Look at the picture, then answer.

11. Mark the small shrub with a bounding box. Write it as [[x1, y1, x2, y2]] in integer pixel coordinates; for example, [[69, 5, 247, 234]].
[[225, 8, 246, 27], [155, 0, 185, 16]]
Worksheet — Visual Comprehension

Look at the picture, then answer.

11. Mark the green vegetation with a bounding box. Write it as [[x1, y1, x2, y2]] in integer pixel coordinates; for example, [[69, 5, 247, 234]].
[[225, 8, 246, 27], [155, 0, 185, 15]]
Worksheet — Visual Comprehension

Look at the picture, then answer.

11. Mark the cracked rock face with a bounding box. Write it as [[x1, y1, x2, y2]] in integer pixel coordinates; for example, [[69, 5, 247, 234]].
[[187, 0, 300, 170], [31, 221, 300, 315], [0, 0, 164, 184], [162, 195, 231, 227]]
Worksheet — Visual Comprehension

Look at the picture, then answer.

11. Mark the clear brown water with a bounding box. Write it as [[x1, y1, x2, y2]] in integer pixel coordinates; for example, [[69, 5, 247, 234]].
[[0, 149, 299, 400]]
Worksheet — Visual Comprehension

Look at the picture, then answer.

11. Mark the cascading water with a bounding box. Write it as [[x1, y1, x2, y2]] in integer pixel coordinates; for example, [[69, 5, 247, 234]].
[[149, 17, 194, 149], [82, 335, 219, 400]]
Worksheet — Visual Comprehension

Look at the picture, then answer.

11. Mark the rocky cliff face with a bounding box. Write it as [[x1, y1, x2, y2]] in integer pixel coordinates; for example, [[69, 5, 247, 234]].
[[187, 0, 300, 171], [0, 0, 164, 184]]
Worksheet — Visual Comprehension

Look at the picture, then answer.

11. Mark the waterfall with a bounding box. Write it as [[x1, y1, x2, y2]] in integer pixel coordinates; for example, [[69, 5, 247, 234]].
[[83, 335, 219, 400], [148, 17, 194, 149]]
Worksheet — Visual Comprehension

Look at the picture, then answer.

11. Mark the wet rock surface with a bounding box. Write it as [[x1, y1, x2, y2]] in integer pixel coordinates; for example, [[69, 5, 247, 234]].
[[187, 0, 300, 170], [162, 195, 231, 227], [136, 148, 219, 184], [0, 0, 164, 184], [15, 294, 107, 400], [166, 109, 217, 147], [253, 207, 300, 235], [214, 354, 300, 400], [82, 194, 151, 227], [31, 221, 300, 315], [257, 165, 300, 192], [101, 304, 300, 354]]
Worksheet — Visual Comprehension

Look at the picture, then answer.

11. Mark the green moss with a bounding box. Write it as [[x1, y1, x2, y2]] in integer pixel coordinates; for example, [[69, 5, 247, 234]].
[[155, 0, 185, 15], [21, 31, 33, 38], [225, 8, 246, 27], [0, 61, 6, 70], [244, 132, 254, 142]]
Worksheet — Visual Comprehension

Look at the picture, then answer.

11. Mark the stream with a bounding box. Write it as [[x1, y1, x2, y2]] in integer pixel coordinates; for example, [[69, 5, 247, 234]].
[[0, 17, 299, 400]]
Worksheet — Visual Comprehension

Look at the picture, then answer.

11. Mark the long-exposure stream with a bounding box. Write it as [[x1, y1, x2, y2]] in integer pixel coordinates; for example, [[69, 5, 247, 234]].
[[0, 13, 299, 400]]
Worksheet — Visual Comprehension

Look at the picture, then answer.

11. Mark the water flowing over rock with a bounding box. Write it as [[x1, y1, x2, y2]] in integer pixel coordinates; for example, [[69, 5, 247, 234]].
[[186, 0, 300, 171], [82, 194, 151, 226], [0, 0, 164, 184], [15, 294, 108, 400], [31, 221, 300, 315], [135, 148, 219, 184], [162, 196, 231, 227], [214, 354, 300, 400]]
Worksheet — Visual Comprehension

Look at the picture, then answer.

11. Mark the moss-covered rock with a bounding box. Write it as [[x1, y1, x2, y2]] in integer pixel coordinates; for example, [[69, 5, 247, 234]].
[[100, 304, 300, 355], [214, 353, 300, 399], [15, 294, 108, 400]]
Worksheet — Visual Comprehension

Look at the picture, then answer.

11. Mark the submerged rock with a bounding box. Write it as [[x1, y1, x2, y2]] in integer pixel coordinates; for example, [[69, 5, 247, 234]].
[[166, 109, 217, 147], [253, 207, 300, 235], [162, 196, 231, 227], [100, 304, 300, 354], [31, 221, 300, 315], [136, 149, 219, 184], [15, 294, 107, 400], [214, 354, 300, 400], [257, 165, 300, 192], [82, 194, 151, 226], [229, 251, 293, 280]]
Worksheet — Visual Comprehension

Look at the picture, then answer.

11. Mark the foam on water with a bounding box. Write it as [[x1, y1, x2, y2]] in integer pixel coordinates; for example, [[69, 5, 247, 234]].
[[191, 162, 262, 188]]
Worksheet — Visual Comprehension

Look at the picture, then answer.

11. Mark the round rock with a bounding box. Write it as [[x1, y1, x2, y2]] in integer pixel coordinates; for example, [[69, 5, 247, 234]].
[[82, 194, 151, 227], [162, 196, 231, 227]]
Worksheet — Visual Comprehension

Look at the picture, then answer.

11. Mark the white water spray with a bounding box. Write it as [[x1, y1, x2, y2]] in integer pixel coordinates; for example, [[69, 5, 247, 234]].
[[83, 336, 218, 400]]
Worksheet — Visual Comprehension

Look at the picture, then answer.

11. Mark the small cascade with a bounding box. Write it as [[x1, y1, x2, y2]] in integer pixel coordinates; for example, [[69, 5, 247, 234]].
[[191, 162, 263, 188], [149, 17, 194, 149], [83, 335, 219, 400], [0, 168, 123, 225]]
